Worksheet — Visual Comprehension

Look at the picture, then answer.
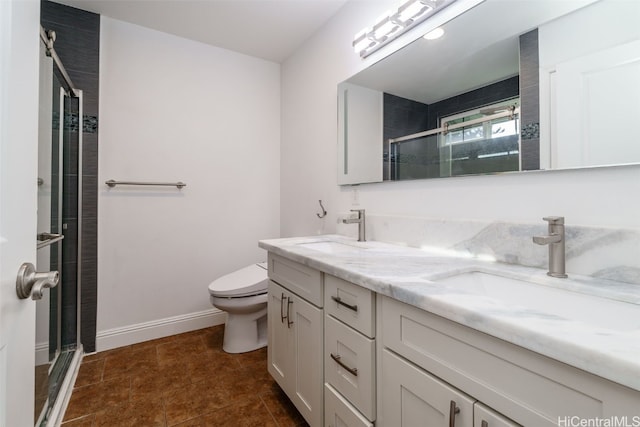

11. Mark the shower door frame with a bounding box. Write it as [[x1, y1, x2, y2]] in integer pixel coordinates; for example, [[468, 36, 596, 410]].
[[36, 25, 84, 427]]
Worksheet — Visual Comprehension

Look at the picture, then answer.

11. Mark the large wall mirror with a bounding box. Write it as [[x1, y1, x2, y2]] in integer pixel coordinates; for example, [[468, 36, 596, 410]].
[[337, 0, 640, 185]]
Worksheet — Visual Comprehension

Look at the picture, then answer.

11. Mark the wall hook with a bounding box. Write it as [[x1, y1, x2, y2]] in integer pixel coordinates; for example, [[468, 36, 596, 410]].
[[316, 200, 327, 218]]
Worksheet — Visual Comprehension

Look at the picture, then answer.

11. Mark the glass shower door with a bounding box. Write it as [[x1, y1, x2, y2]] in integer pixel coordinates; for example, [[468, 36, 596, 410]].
[[35, 41, 78, 427]]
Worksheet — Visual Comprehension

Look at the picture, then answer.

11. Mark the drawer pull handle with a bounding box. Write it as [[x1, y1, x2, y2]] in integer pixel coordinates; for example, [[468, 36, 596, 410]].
[[280, 293, 287, 323], [449, 400, 460, 427], [330, 353, 358, 377], [481, 421, 488, 427], [331, 295, 358, 312], [287, 299, 294, 328]]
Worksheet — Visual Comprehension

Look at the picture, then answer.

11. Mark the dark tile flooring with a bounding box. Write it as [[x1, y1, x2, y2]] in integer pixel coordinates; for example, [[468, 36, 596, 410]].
[[61, 325, 308, 426]]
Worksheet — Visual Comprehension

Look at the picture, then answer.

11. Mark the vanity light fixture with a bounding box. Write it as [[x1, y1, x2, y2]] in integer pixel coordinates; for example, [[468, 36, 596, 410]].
[[353, 0, 457, 58]]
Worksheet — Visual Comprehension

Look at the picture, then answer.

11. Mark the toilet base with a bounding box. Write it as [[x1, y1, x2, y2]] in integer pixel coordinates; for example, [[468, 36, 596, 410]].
[[222, 308, 268, 354]]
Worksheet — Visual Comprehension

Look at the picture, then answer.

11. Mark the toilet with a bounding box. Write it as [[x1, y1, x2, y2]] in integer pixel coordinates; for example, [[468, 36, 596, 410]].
[[208, 262, 269, 353]]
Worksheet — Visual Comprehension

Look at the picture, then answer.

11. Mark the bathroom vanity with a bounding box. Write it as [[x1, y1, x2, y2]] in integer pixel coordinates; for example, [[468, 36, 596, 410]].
[[261, 235, 640, 427]]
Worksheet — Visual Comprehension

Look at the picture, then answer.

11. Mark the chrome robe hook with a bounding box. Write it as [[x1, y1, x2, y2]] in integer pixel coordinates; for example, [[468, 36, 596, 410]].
[[316, 200, 327, 218]]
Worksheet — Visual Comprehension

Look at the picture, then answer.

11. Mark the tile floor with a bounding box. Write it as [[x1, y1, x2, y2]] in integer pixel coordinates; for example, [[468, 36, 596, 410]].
[[61, 325, 308, 426]]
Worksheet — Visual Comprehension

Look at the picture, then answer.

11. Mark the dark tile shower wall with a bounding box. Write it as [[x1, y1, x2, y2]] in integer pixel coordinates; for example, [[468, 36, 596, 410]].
[[383, 93, 431, 140], [384, 77, 519, 180], [383, 93, 430, 179], [519, 29, 540, 170], [41, 1, 99, 352]]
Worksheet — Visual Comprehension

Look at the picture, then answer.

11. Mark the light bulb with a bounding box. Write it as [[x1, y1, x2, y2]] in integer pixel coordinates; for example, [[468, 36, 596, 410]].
[[423, 27, 445, 40]]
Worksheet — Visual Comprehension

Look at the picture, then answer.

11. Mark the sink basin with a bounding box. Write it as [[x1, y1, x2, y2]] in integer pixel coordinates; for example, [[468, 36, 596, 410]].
[[435, 271, 640, 331], [297, 240, 366, 254]]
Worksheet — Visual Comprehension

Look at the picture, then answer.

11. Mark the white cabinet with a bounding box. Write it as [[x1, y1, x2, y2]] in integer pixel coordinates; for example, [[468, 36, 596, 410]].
[[381, 348, 475, 427], [381, 348, 522, 427], [267, 256, 324, 427], [380, 295, 639, 427], [266, 250, 640, 427], [267, 280, 323, 426]]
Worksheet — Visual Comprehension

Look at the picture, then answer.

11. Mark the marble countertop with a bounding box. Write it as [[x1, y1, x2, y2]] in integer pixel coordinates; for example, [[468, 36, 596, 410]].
[[258, 234, 640, 392]]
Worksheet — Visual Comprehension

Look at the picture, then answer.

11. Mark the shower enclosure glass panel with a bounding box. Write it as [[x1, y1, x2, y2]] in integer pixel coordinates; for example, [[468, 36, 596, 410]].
[[35, 38, 81, 427]]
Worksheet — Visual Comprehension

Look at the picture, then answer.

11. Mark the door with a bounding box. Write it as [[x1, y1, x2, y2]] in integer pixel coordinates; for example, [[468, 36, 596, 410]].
[[381, 349, 475, 427], [267, 280, 323, 427], [0, 1, 41, 426], [267, 281, 292, 391], [289, 291, 323, 427]]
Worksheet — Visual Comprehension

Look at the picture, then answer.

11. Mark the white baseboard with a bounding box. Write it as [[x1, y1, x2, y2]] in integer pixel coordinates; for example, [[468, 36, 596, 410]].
[[35, 341, 49, 366], [95, 308, 226, 352]]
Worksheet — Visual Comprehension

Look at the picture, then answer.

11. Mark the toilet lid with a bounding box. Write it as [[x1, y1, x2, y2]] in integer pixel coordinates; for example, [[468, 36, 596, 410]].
[[208, 262, 268, 297]]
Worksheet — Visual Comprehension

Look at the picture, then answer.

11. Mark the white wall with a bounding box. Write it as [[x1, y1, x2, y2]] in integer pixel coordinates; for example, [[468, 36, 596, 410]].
[[98, 17, 280, 349], [281, 0, 640, 239]]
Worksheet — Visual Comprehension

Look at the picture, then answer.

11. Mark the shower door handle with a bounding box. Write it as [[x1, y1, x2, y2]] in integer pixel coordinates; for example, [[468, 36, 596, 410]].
[[16, 262, 59, 300], [37, 232, 64, 249]]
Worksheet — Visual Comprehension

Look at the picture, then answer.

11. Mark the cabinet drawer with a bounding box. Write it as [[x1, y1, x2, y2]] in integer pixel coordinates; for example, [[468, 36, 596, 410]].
[[381, 296, 608, 426], [324, 275, 375, 338], [268, 253, 323, 307], [325, 315, 375, 421], [325, 383, 373, 427]]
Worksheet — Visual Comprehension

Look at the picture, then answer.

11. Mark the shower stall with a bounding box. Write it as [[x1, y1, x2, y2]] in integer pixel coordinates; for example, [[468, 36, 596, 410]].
[[35, 27, 83, 427]]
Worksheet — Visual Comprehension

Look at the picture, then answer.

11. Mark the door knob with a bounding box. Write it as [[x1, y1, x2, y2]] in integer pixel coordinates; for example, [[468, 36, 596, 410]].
[[16, 262, 59, 300]]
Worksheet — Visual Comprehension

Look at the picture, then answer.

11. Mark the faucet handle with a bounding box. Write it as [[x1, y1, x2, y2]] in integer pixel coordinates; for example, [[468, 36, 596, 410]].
[[542, 216, 564, 225]]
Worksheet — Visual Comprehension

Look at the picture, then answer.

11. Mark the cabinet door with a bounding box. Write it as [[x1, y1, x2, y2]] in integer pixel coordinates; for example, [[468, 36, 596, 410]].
[[381, 349, 475, 427], [474, 403, 521, 427], [290, 291, 324, 427], [267, 281, 293, 392]]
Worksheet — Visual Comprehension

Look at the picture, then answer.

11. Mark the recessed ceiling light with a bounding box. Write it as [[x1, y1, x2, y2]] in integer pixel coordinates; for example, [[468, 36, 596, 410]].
[[423, 27, 445, 40]]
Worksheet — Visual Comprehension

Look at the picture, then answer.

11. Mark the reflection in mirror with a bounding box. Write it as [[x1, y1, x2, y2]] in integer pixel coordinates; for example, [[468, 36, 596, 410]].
[[337, 0, 640, 185], [388, 96, 521, 180]]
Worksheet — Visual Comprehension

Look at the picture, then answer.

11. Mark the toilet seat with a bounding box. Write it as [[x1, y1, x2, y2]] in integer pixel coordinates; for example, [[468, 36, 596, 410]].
[[208, 262, 268, 298]]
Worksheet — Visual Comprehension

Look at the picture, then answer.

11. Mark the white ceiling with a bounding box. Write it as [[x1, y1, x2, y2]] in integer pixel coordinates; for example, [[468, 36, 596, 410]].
[[53, 0, 349, 63]]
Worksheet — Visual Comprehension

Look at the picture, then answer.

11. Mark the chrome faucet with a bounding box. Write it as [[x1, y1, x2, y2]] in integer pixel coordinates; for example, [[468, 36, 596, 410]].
[[342, 209, 366, 242], [532, 216, 567, 278]]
